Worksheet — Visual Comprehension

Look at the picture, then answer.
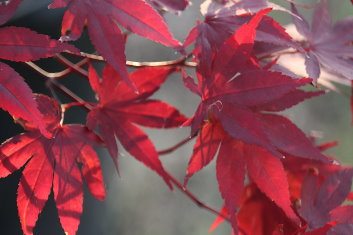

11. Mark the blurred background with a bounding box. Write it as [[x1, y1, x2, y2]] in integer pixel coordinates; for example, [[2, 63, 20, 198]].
[[0, 0, 352, 234]]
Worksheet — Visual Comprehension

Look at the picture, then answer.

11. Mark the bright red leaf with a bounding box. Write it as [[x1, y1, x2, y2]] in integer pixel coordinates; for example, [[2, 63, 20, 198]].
[[0, 94, 105, 235], [49, 0, 181, 89], [87, 65, 187, 189], [0, 62, 51, 137], [0, 26, 78, 61], [0, 26, 78, 137]]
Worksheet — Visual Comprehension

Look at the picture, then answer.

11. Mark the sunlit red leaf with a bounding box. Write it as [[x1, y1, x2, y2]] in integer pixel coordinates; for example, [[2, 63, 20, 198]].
[[50, 0, 181, 89], [0, 26, 78, 62], [0, 62, 50, 137], [0, 95, 105, 235], [87, 65, 187, 189]]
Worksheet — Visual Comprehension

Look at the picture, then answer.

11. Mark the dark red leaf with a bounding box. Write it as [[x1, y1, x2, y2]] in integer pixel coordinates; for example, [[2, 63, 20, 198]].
[[216, 139, 246, 232], [246, 145, 299, 223], [260, 114, 329, 162], [291, 1, 353, 82], [299, 169, 353, 230]]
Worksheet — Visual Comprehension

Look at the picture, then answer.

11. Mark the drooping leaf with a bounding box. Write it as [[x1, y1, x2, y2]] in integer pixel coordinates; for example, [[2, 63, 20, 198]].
[[0, 62, 50, 137], [87, 65, 187, 189], [0, 94, 105, 235]]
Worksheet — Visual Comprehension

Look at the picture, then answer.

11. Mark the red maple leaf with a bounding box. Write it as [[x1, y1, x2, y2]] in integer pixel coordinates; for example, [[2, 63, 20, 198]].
[[0, 26, 78, 137], [183, 9, 328, 233], [184, 12, 300, 68], [0, 62, 52, 138], [49, 0, 181, 89], [0, 26, 78, 62], [237, 184, 299, 235], [0, 94, 105, 235], [87, 65, 187, 188], [298, 168, 353, 232], [291, 0, 353, 82]]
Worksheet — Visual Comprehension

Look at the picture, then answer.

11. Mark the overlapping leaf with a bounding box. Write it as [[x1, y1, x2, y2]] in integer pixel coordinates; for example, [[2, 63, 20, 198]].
[[0, 94, 105, 235], [0, 26, 78, 137], [183, 9, 327, 233], [0, 62, 50, 137], [49, 0, 181, 89], [291, 0, 353, 82], [87, 65, 187, 189], [184, 4, 299, 66], [299, 168, 353, 232]]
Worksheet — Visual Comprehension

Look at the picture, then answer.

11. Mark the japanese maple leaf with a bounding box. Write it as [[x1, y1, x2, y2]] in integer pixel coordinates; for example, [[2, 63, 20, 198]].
[[283, 143, 341, 200], [0, 26, 78, 137], [298, 168, 353, 232], [291, 0, 353, 82], [87, 65, 187, 189], [183, 9, 328, 233], [49, 0, 181, 89], [147, 0, 189, 13], [184, 11, 300, 66], [0, 94, 105, 235], [236, 184, 299, 235], [0, 26, 78, 61], [183, 10, 326, 162]]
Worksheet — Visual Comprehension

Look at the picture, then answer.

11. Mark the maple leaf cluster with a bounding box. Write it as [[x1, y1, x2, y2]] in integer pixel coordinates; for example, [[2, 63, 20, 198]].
[[0, 0, 353, 234]]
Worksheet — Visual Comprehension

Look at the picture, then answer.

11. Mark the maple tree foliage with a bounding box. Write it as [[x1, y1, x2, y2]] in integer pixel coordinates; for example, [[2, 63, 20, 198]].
[[0, 0, 353, 234]]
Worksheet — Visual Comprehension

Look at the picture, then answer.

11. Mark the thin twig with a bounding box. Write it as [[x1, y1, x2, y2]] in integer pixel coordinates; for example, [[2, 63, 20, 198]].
[[64, 51, 197, 67], [46, 79, 61, 102], [49, 80, 92, 111], [25, 59, 89, 79], [62, 101, 96, 111], [158, 134, 197, 155], [166, 172, 231, 223], [258, 49, 300, 61], [55, 54, 89, 78]]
